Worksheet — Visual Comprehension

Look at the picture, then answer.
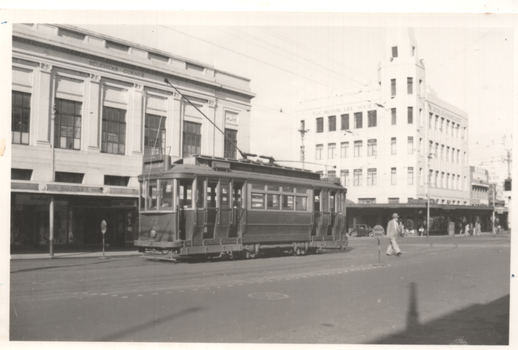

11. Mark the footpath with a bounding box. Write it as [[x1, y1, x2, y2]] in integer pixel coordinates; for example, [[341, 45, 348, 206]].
[[10, 230, 509, 260]]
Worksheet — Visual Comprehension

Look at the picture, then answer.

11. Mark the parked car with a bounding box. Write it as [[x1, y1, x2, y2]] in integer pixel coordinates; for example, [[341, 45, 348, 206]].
[[349, 224, 374, 237]]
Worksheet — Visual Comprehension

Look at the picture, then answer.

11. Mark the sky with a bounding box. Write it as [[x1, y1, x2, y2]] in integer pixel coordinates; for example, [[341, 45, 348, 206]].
[[72, 16, 514, 181], [0, 10, 514, 181]]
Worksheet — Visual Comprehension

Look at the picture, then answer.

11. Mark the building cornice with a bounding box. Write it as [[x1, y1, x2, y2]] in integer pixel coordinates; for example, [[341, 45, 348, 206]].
[[13, 34, 256, 101]]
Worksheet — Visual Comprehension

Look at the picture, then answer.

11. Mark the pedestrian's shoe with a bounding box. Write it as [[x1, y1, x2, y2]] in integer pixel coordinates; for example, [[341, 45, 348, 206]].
[[386, 253, 391, 256], [396, 252, 402, 257]]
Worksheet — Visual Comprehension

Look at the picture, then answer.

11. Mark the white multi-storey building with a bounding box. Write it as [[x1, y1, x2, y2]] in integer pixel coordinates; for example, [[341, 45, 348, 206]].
[[298, 28, 491, 234], [10, 24, 254, 248]]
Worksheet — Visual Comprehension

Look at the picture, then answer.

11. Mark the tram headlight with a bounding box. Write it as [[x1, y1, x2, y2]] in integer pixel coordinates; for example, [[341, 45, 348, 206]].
[[150, 229, 157, 238]]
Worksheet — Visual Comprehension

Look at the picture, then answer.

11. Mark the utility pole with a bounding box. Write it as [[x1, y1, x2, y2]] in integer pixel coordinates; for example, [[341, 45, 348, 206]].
[[491, 183, 496, 234], [298, 121, 309, 170], [423, 87, 430, 238], [503, 149, 512, 178]]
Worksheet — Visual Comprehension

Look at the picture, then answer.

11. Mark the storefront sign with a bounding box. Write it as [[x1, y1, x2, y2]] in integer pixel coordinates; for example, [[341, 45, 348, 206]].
[[47, 184, 103, 193], [15, 194, 50, 205], [408, 198, 436, 205], [111, 199, 137, 207]]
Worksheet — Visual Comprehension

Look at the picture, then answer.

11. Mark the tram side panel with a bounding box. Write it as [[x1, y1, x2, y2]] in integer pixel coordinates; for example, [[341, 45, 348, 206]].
[[242, 183, 313, 244]]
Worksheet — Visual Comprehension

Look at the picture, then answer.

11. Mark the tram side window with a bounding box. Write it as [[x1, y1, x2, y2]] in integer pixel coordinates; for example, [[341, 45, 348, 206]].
[[148, 180, 158, 209], [251, 193, 265, 209], [179, 179, 193, 209], [282, 195, 294, 210], [233, 186, 242, 209], [329, 191, 336, 212], [336, 192, 342, 212], [295, 196, 307, 211], [221, 182, 230, 209], [196, 178, 205, 208], [267, 194, 280, 210], [321, 191, 329, 212], [160, 180, 173, 208], [207, 180, 218, 208], [314, 189, 321, 212]]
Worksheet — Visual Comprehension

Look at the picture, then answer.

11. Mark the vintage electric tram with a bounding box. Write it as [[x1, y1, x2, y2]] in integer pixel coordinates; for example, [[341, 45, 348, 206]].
[[134, 154, 348, 259]]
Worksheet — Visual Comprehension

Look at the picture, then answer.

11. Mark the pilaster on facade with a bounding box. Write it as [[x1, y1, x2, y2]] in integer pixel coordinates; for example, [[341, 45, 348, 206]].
[[169, 93, 182, 158], [86, 73, 102, 151], [35, 63, 53, 147], [130, 83, 145, 156]]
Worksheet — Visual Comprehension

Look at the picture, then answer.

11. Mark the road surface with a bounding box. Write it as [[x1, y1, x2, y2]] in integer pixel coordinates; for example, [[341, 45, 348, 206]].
[[10, 235, 510, 344]]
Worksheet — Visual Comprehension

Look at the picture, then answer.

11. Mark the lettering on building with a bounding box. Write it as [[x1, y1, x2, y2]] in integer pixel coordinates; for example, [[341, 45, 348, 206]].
[[89, 60, 145, 78]]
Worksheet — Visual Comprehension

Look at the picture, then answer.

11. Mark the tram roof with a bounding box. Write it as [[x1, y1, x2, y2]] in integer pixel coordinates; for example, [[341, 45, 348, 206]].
[[140, 154, 345, 190]]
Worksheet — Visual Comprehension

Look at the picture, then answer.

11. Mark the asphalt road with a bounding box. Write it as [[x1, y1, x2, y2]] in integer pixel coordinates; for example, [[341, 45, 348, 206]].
[[10, 235, 510, 345]]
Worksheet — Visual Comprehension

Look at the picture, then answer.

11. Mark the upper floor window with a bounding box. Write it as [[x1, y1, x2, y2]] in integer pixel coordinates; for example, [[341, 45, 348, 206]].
[[367, 139, 377, 156], [340, 170, 349, 186], [391, 79, 396, 96], [12, 91, 31, 145], [408, 137, 414, 154], [367, 168, 377, 186], [353, 169, 362, 186], [101, 106, 126, 155], [407, 77, 413, 94], [144, 114, 166, 156], [55, 171, 84, 184], [392, 46, 398, 58], [391, 168, 397, 185], [354, 112, 363, 129], [341, 114, 349, 130], [316, 144, 323, 160], [354, 141, 363, 157], [104, 175, 130, 186], [328, 143, 336, 159], [408, 167, 414, 185], [11, 168, 32, 180], [55, 99, 82, 150], [340, 142, 349, 158], [300, 120, 305, 130], [391, 108, 397, 125], [224, 129, 238, 159], [328, 115, 336, 132], [391, 137, 397, 155], [367, 110, 377, 127], [316, 117, 323, 133], [407, 106, 413, 124], [183, 121, 201, 157]]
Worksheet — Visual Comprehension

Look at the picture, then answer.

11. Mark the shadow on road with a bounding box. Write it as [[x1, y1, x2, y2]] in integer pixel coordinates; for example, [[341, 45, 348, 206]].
[[10, 259, 118, 274], [371, 282, 509, 345], [97, 307, 204, 342]]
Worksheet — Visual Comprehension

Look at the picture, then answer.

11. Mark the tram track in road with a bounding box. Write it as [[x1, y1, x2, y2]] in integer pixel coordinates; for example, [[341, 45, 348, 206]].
[[10, 236, 508, 303]]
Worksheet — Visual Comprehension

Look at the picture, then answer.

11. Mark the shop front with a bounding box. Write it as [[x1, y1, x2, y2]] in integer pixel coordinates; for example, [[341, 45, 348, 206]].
[[11, 193, 138, 249], [346, 201, 494, 236]]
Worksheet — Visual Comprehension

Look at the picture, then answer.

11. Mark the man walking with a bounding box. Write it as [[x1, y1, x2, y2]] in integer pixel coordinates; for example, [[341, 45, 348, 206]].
[[386, 213, 402, 256]]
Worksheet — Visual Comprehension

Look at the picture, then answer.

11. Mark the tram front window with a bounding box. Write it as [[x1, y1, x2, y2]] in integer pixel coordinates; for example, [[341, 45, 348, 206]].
[[140, 182, 146, 210], [161, 180, 173, 208], [179, 179, 193, 209], [148, 180, 158, 209]]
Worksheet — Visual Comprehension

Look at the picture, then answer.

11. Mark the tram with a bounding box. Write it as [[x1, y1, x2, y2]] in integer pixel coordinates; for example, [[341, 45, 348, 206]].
[[134, 154, 348, 259]]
